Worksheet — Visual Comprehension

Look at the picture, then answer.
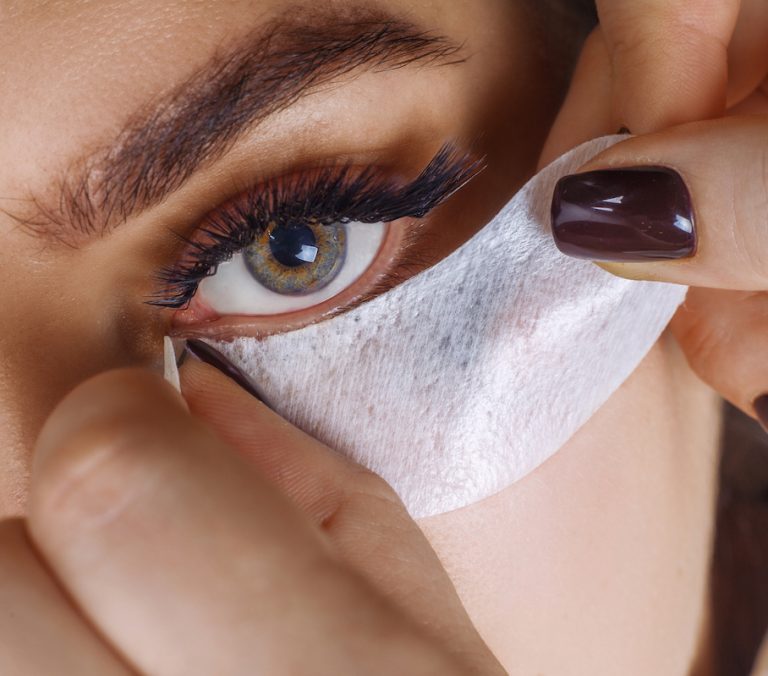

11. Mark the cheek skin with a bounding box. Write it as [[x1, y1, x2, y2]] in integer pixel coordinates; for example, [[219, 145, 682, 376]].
[[418, 336, 720, 676]]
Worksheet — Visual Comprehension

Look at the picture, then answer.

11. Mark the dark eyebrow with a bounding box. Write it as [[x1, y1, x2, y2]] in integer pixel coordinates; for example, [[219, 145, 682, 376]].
[[11, 8, 463, 245]]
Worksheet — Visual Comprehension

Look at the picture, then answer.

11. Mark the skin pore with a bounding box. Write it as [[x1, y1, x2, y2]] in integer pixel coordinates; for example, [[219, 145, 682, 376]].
[[0, 1, 720, 674]]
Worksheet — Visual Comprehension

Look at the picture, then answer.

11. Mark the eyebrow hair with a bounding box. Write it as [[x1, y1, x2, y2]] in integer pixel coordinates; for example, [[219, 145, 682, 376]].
[[10, 8, 463, 245]]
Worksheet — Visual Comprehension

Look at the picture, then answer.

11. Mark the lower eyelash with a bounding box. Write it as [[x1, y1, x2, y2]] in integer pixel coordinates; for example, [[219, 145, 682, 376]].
[[148, 144, 483, 309]]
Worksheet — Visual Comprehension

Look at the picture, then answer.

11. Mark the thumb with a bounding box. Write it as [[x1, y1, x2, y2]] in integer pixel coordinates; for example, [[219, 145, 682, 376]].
[[550, 116, 768, 291]]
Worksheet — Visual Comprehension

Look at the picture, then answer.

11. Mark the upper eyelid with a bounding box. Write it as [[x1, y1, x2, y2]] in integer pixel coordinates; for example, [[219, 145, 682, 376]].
[[4, 8, 465, 249], [149, 145, 483, 310]]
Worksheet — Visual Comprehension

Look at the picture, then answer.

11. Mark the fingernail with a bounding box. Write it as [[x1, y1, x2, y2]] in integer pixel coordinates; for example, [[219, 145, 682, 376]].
[[185, 339, 265, 403], [753, 395, 768, 433], [551, 167, 696, 262]]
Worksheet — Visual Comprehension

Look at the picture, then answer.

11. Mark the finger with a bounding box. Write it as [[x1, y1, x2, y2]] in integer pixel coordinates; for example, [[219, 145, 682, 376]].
[[725, 0, 768, 108], [550, 115, 768, 290], [542, 0, 742, 168], [179, 354, 497, 667], [541, 0, 743, 166], [671, 288, 768, 416], [0, 519, 131, 675], [538, 29, 614, 168], [27, 369, 475, 676], [595, 0, 739, 131]]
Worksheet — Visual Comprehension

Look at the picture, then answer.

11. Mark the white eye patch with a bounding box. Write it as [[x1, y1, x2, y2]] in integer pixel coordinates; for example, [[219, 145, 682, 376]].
[[212, 137, 687, 518]]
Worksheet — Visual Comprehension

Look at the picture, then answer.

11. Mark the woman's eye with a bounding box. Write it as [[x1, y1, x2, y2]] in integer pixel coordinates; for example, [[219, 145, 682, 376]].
[[153, 145, 481, 332], [194, 219, 388, 315]]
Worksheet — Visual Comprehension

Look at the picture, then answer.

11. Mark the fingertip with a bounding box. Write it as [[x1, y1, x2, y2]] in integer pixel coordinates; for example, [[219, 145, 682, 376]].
[[179, 349, 269, 425], [178, 343, 369, 522], [178, 355, 293, 469], [184, 339, 266, 403]]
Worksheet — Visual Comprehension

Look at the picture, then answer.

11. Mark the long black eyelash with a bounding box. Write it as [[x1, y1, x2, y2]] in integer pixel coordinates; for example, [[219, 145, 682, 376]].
[[149, 144, 483, 309]]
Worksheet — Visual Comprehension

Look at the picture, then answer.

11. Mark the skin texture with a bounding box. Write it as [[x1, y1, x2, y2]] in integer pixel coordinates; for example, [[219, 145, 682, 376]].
[[0, 0, 741, 673]]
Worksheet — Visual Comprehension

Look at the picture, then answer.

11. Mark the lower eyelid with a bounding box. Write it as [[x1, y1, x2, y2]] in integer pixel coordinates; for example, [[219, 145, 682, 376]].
[[150, 144, 481, 311]]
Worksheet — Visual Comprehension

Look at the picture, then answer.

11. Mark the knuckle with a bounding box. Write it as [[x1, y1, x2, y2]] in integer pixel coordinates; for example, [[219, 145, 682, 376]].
[[347, 467, 403, 508], [319, 467, 405, 533]]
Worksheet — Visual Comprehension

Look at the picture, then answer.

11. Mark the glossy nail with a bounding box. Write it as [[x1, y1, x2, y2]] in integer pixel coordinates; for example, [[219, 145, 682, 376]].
[[185, 339, 264, 403], [753, 395, 768, 434], [551, 167, 696, 262]]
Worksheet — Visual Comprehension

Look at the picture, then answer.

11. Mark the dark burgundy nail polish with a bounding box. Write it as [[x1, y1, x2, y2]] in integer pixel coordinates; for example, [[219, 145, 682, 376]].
[[185, 339, 265, 403], [551, 167, 696, 262], [753, 395, 768, 434]]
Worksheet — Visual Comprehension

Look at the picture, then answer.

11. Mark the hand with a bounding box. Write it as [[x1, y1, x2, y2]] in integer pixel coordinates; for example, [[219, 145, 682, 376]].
[[542, 0, 768, 426], [0, 359, 504, 675], [541, 0, 743, 165]]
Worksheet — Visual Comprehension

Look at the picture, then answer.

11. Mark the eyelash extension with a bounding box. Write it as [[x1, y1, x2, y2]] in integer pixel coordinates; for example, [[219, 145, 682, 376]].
[[149, 144, 483, 309]]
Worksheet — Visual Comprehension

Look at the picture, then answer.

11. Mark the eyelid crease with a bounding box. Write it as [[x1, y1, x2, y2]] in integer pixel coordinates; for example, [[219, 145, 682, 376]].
[[5, 7, 465, 247], [149, 144, 484, 310]]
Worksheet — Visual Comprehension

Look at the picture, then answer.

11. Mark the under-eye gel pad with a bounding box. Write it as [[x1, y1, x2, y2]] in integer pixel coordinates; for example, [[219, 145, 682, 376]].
[[212, 137, 688, 518]]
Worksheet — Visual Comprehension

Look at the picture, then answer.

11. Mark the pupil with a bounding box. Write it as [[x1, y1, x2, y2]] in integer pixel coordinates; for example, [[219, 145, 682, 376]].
[[269, 223, 318, 268]]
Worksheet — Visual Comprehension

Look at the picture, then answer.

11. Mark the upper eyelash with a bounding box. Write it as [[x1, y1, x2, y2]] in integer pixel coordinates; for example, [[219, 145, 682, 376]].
[[149, 144, 483, 309]]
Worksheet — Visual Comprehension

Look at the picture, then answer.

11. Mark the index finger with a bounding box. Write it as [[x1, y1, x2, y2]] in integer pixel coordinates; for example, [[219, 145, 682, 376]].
[[596, 0, 740, 131]]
